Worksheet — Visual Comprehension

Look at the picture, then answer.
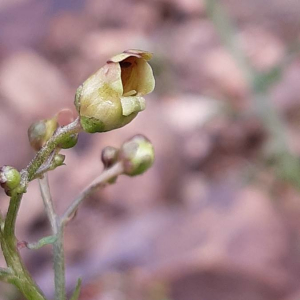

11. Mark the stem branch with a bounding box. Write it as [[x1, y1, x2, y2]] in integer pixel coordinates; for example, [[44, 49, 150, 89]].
[[39, 173, 66, 300], [61, 162, 124, 225], [39, 174, 57, 234]]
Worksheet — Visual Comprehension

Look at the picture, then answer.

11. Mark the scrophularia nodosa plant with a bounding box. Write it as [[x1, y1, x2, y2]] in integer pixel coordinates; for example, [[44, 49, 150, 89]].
[[0, 49, 155, 300]]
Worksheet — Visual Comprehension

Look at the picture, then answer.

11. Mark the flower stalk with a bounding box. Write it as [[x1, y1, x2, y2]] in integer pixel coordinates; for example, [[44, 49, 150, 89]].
[[0, 49, 155, 300]]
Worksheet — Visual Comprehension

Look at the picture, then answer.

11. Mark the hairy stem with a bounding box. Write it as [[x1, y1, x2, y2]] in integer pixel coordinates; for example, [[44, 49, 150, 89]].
[[0, 267, 14, 283], [53, 223, 66, 300], [4, 192, 23, 246], [0, 119, 82, 300], [39, 174, 57, 233], [39, 173, 66, 300], [61, 162, 124, 225], [1, 193, 47, 299]]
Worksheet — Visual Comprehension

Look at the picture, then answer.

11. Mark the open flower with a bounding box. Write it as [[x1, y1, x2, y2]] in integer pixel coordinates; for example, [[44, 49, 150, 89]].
[[75, 49, 155, 133]]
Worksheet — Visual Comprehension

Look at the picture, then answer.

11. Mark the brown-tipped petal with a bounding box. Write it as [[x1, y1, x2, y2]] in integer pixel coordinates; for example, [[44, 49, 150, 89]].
[[123, 49, 153, 61], [108, 50, 153, 63], [108, 52, 139, 63]]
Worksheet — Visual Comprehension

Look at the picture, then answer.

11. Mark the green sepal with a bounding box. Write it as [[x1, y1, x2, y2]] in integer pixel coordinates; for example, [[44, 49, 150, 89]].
[[59, 133, 78, 149], [80, 116, 105, 133]]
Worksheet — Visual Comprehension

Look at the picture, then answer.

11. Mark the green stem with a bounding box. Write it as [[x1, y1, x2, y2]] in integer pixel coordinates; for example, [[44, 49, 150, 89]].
[[0, 267, 14, 283], [52, 162, 124, 300], [53, 222, 66, 300], [39, 173, 66, 300], [61, 162, 124, 225], [0, 119, 82, 300], [1, 193, 47, 300], [3, 192, 22, 242]]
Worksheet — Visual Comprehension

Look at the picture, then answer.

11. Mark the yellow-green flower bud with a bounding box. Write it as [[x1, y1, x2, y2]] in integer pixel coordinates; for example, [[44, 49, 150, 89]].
[[28, 117, 58, 151], [119, 134, 154, 176], [49, 154, 65, 170], [0, 166, 21, 195], [101, 146, 119, 168], [75, 49, 155, 133]]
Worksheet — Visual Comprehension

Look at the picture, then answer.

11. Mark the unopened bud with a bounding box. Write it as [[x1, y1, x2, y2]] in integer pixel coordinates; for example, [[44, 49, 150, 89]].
[[59, 133, 78, 149], [28, 117, 58, 151], [0, 166, 21, 195], [49, 154, 65, 170], [119, 135, 154, 176], [101, 146, 119, 168]]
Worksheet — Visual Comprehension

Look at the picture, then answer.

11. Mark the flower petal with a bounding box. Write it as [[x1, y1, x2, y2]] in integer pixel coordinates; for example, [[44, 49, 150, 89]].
[[121, 96, 146, 116], [108, 49, 153, 63], [135, 59, 155, 95], [80, 63, 125, 130], [120, 58, 155, 96], [124, 49, 152, 61]]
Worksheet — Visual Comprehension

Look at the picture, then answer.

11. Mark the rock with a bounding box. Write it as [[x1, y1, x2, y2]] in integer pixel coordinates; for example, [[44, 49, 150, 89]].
[[0, 51, 72, 120]]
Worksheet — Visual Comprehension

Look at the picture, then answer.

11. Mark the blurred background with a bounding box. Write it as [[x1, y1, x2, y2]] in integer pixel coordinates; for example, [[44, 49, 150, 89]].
[[1, 0, 300, 299]]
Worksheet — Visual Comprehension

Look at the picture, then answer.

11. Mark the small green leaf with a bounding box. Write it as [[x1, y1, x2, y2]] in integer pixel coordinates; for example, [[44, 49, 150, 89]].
[[70, 278, 82, 300]]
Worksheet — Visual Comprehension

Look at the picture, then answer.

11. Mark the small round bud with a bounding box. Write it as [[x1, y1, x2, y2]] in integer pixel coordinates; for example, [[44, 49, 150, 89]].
[[119, 135, 154, 176], [59, 133, 78, 149], [101, 146, 119, 168], [28, 117, 58, 151], [49, 154, 65, 170], [0, 166, 21, 194]]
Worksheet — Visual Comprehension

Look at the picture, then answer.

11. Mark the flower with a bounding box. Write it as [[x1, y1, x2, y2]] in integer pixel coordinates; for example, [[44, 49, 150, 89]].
[[75, 49, 155, 133]]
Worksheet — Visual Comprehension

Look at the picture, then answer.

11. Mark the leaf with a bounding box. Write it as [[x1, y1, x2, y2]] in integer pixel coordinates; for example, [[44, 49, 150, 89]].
[[69, 278, 82, 300]]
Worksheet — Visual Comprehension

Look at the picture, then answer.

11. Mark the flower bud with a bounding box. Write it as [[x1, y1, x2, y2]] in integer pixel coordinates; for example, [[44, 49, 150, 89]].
[[75, 49, 155, 133], [59, 133, 78, 149], [101, 146, 119, 169], [28, 117, 58, 151], [119, 135, 154, 176], [0, 166, 21, 195], [49, 154, 65, 170]]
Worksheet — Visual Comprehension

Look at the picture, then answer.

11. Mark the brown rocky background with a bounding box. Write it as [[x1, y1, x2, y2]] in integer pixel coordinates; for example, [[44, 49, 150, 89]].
[[1, 0, 300, 299]]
